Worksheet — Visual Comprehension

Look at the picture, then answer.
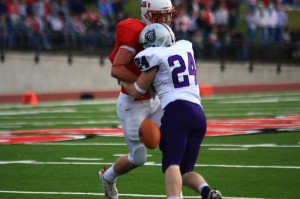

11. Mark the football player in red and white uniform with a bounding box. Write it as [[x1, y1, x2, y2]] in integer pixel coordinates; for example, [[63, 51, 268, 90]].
[[98, 1, 175, 199]]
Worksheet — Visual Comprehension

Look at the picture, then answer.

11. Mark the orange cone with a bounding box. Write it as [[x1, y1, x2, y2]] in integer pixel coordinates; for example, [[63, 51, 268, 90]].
[[200, 84, 214, 96], [21, 92, 38, 105]]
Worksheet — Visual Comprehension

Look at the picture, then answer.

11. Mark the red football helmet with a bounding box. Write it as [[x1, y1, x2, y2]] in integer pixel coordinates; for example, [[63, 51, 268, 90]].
[[140, 0, 175, 26]]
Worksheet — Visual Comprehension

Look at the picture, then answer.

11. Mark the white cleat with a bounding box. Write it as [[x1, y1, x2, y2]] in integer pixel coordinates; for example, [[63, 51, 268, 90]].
[[98, 167, 118, 199]]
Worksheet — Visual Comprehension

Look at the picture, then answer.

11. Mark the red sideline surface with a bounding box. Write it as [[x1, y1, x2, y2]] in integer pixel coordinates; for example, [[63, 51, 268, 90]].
[[0, 83, 299, 104], [1, 115, 299, 144]]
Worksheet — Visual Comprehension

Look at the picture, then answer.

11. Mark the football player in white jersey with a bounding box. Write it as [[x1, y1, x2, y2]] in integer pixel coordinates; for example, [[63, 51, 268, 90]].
[[123, 23, 222, 199]]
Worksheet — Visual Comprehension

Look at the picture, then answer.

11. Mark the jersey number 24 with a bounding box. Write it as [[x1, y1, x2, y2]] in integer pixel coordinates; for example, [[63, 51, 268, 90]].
[[168, 52, 198, 88], [136, 52, 198, 88]]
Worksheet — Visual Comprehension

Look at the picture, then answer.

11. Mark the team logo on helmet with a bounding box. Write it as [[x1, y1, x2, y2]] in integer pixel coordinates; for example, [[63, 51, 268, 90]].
[[145, 29, 156, 43]]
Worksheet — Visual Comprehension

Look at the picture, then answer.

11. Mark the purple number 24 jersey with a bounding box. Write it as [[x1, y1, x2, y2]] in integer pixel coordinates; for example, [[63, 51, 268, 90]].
[[134, 40, 207, 174], [134, 40, 201, 109]]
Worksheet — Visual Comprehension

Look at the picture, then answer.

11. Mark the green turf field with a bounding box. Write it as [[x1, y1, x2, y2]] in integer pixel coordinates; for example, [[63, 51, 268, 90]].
[[0, 91, 299, 199]]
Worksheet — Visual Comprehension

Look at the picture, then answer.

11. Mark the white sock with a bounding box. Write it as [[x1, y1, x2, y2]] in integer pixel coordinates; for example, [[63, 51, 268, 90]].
[[198, 183, 209, 193], [167, 197, 181, 199], [103, 165, 118, 182]]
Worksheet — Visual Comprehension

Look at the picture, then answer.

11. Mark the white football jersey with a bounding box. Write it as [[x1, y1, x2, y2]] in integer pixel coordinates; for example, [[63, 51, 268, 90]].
[[134, 40, 201, 109]]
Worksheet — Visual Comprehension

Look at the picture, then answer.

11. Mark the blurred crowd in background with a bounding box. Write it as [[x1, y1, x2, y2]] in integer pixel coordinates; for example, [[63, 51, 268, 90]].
[[173, 0, 291, 59], [0, 0, 126, 53], [0, 0, 299, 61]]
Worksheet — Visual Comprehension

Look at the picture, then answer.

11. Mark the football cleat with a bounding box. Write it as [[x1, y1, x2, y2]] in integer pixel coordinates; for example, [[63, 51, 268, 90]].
[[98, 167, 119, 199], [207, 189, 222, 199]]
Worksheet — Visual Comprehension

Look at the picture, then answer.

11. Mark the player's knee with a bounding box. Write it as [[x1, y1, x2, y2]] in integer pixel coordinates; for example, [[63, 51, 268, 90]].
[[129, 145, 147, 166]]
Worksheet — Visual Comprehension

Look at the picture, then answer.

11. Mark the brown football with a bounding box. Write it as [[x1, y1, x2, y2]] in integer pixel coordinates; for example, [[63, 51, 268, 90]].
[[138, 118, 161, 149]]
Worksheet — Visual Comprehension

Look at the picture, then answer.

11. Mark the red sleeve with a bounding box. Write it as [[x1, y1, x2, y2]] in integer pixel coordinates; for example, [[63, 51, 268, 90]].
[[116, 19, 145, 50], [109, 18, 145, 64], [109, 18, 153, 99]]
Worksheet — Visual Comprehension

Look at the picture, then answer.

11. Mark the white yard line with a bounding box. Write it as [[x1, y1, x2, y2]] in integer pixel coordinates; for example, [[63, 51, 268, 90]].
[[0, 160, 299, 169], [26, 142, 300, 148], [203, 143, 300, 148], [208, 148, 248, 151], [62, 157, 103, 161], [0, 190, 268, 199]]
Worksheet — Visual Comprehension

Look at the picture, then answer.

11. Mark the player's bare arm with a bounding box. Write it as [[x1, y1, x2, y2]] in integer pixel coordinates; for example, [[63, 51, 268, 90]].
[[122, 66, 158, 98], [111, 48, 139, 83]]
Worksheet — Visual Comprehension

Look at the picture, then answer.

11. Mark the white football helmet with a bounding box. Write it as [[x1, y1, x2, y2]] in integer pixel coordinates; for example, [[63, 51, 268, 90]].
[[140, 0, 175, 26], [139, 23, 175, 49]]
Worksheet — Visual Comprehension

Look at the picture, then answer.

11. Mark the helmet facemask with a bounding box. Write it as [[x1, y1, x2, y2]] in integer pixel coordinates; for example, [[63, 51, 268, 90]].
[[141, 0, 175, 26]]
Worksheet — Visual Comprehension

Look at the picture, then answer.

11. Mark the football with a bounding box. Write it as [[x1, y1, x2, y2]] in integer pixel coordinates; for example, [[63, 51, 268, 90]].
[[139, 118, 161, 149]]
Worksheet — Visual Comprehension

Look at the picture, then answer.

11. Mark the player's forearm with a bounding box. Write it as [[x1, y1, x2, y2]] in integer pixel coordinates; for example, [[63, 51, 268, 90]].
[[122, 82, 144, 98], [111, 64, 138, 83], [111, 47, 137, 82], [123, 73, 153, 98]]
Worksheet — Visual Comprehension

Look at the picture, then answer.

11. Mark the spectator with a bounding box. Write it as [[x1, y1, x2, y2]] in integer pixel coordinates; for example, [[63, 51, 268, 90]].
[[191, 0, 201, 13], [245, 7, 257, 43], [196, 2, 215, 45], [48, 12, 65, 48], [17, 0, 27, 19], [97, 0, 115, 29], [228, 30, 247, 61], [266, 3, 278, 43], [7, 0, 19, 22], [186, 8, 198, 40], [49, 0, 60, 16], [190, 28, 203, 58], [69, 14, 88, 50], [214, 1, 228, 31], [83, 12, 105, 51], [0, 0, 7, 16], [207, 25, 222, 57], [111, 0, 124, 19], [33, 0, 50, 19], [26, 0, 34, 16], [262, 0, 271, 7], [227, 0, 241, 31], [255, 3, 269, 44], [33, 0, 51, 49], [25, 13, 42, 57], [60, 0, 70, 18], [6, 0, 26, 49], [228, 8, 238, 32], [114, 9, 126, 24], [174, 5, 191, 40], [247, 0, 257, 11], [275, 3, 288, 43]]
